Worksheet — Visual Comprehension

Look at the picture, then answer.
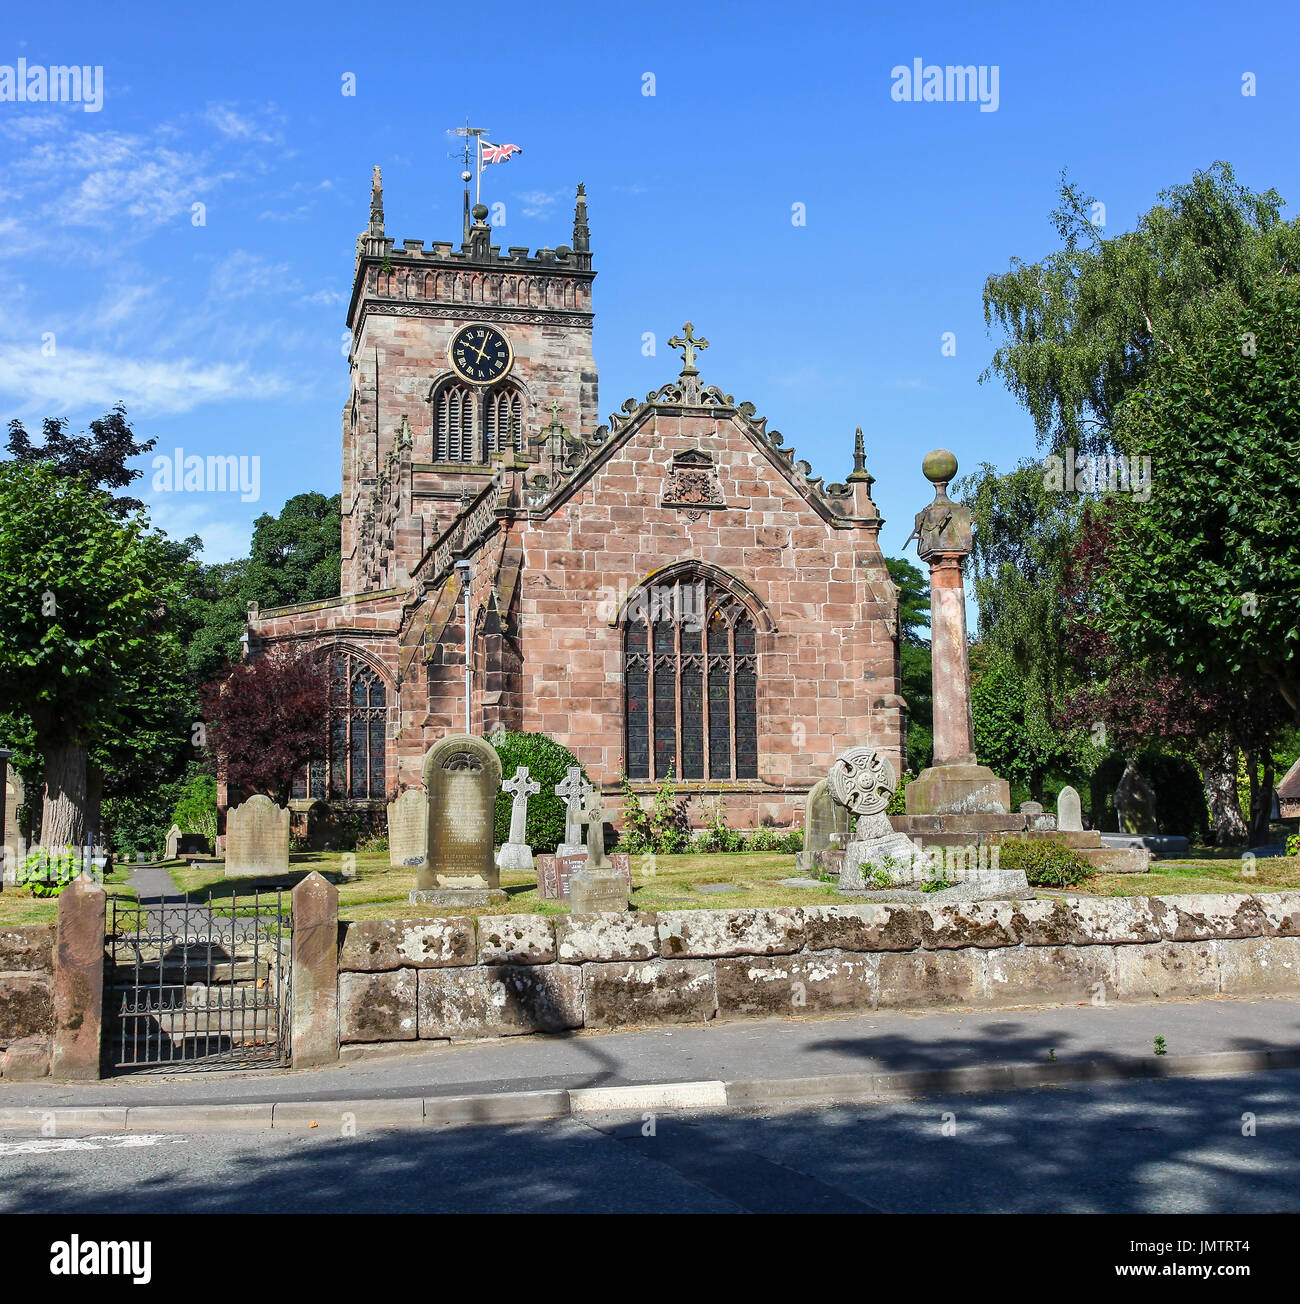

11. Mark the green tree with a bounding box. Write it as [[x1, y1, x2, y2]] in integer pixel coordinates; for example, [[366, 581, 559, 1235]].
[[0, 462, 188, 846], [886, 556, 932, 772], [982, 162, 1300, 458], [242, 491, 342, 610]]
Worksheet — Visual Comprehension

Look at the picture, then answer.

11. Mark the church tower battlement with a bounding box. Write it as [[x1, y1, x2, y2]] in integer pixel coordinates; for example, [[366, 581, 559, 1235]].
[[342, 169, 598, 594]]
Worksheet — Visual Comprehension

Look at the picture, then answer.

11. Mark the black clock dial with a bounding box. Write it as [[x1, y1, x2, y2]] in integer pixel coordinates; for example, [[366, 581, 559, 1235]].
[[449, 324, 512, 383]]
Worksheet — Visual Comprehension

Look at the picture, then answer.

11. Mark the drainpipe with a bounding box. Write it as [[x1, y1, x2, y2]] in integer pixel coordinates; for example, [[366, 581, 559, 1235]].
[[455, 559, 472, 734]]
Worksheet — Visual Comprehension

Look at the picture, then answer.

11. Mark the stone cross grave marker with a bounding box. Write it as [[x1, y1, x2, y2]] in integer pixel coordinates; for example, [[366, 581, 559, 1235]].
[[578, 792, 610, 870], [554, 766, 593, 856], [499, 766, 541, 872]]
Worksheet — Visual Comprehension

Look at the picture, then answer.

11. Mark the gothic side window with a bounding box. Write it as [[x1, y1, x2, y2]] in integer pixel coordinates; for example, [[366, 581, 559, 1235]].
[[623, 576, 759, 781], [484, 384, 524, 456], [292, 651, 387, 801], [434, 382, 476, 462]]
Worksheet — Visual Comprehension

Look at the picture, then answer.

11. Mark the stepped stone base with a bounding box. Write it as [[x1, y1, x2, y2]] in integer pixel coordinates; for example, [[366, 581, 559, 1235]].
[[890, 813, 1154, 873], [409, 888, 507, 907], [905, 764, 1011, 816]]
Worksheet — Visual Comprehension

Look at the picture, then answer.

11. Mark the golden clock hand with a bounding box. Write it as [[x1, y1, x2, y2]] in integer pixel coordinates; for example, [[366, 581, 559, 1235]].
[[473, 338, 490, 362]]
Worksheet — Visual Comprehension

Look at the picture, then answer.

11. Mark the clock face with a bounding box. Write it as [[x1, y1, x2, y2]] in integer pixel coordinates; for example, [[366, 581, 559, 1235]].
[[449, 324, 513, 384]]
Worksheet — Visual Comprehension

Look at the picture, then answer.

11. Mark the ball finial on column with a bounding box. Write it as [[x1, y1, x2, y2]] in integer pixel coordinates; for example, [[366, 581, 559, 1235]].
[[922, 449, 958, 485]]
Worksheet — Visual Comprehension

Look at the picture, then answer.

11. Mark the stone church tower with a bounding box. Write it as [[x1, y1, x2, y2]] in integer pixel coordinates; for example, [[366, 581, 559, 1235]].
[[247, 169, 906, 828]]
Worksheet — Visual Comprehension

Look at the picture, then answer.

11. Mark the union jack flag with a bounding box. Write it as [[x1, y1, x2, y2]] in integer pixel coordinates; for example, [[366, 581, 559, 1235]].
[[480, 140, 523, 164]]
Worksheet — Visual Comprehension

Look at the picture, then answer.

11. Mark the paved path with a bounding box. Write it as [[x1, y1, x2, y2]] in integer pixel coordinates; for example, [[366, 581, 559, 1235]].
[[2, 1070, 1297, 1214], [3, 994, 1298, 1108], [124, 862, 268, 941]]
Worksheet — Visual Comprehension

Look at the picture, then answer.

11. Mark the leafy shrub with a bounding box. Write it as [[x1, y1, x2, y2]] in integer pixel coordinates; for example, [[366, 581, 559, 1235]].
[[747, 826, 781, 852], [695, 798, 746, 852], [997, 838, 1091, 888], [647, 762, 692, 853], [357, 831, 389, 854], [779, 829, 804, 853], [617, 767, 654, 853], [886, 771, 915, 816], [18, 847, 82, 897], [489, 731, 587, 854], [1287, 833, 1299, 857]]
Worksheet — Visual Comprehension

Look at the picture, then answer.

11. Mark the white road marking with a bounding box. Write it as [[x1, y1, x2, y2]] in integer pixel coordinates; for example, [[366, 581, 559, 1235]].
[[0, 1134, 190, 1155]]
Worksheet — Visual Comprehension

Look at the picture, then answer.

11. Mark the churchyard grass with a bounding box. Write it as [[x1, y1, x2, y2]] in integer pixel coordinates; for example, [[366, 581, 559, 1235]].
[[150, 849, 1300, 920], [0, 870, 136, 926]]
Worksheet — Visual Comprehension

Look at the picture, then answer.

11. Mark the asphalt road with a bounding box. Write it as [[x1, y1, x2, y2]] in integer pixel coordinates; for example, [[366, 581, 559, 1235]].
[[4, 1070, 1298, 1214]]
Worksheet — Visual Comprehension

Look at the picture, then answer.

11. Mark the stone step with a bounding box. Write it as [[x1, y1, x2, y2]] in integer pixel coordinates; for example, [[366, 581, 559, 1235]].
[[107, 960, 272, 984]]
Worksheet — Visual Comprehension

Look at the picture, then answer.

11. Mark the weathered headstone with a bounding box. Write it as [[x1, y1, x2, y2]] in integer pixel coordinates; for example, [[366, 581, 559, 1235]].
[[414, 735, 503, 904], [570, 790, 629, 912], [164, 823, 182, 860], [387, 789, 428, 869], [224, 795, 290, 875], [537, 851, 632, 901], [553, 766, 593, 858], [1114, 764, 1158, 835], [1056, 785, 1083, 832], [798, 777, 852, 872], [498, 766, 541, 872], [1019, 800, 1044, 816], [2, 769, 25, 885]]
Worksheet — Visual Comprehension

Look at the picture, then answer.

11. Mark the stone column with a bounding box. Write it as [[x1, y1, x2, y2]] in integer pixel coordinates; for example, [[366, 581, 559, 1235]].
[[929, 554, 976, 766], [50, 876, 106, 1080], [291, 871, 339, 1067], [904, 450, 1010, 816]]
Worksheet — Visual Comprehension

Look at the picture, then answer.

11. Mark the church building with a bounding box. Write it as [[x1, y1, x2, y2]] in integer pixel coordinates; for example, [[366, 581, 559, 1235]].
[[244, 169, 906, 828]]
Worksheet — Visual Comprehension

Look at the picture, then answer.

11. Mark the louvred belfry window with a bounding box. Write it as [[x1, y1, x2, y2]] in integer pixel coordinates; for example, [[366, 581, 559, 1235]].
[[435, 382, 476, 462], [292, 650, 387, 801], [624, 576, 759, 781], [485, 385, 524, 455]]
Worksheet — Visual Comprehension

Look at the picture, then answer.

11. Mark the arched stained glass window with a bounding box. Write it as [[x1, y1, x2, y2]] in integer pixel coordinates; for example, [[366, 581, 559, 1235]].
[[292, 650, 387, 801], [624, 576, 759, 781]]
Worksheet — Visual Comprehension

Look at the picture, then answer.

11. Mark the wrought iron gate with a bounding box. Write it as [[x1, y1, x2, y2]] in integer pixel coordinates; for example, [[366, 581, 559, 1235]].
[[106, 890, 291, 1073]]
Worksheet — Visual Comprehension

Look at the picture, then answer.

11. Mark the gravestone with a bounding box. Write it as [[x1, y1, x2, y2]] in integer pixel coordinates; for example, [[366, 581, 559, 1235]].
[[537, 851, 632, 901], [387, 789, 428, 869], [414, 735, 503, 905], [224, 795, 290, 875], [570, 791, 630, 913], [498, 766, 541, 872], [798, 778, 852, 872], [831, 747, 927, 891], [1019, 800, 1044, 816], [177, 833, 210, 856], [1114, 764, 1158, 835], [164, 824, 182, 860], [553, 766, 593, 858], [1056, 785, 1083, 832], [2, 769, 25, 885]]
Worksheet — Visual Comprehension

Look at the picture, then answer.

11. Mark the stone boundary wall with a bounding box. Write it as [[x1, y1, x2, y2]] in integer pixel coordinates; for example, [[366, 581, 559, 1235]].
[[336, 893, 1300, 1046], [0, 925, 55, 1079]]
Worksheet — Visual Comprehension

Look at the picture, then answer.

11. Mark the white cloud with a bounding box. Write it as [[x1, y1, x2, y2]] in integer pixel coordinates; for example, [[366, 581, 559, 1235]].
[[202, 102, 283, 144], [0, 344, 290, 416], [208, 250, 299, 300], [144, 496, 254, 562]]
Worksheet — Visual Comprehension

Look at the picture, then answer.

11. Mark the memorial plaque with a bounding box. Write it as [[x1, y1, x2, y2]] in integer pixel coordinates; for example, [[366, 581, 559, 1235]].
[[418, 735, 502, 894], [537, 850, 632, 901]]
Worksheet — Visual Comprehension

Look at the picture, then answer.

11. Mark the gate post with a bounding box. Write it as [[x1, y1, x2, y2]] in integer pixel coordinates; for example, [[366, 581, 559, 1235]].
[[291, 871, 339, 1067], [51, 876, 106, 1080]]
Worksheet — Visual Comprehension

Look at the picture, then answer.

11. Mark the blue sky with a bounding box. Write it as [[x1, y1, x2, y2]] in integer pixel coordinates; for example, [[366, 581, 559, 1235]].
[[2, 0, 1296, 564]]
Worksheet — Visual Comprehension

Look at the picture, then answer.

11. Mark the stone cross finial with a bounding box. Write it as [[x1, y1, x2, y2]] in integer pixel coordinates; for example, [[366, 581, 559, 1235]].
[[547, 399, 564, 425], [578, 792, 609, 869], [502, 766, 541, 844], [668, 322, 709, 374], [554, 766, 594, 847]]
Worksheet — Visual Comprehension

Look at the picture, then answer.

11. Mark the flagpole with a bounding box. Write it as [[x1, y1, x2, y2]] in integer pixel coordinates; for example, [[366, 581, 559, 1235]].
[[475, 136, 483, 208]]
